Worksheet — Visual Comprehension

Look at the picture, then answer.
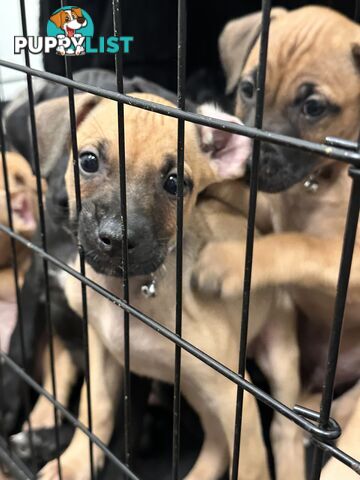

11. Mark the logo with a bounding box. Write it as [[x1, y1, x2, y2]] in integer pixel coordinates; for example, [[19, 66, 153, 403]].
[[14, 6, 134, 56], [47, 6, 93, 56]]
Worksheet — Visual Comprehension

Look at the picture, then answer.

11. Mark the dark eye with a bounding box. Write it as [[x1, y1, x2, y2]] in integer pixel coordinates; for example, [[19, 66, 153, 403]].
[[163, 171, 193, 196], [14, 173, 25, 185], [79, 152, 99, 174], [240, 79, 255, 99], [163, 174, 178, 196], [302, 97, 327, 118]]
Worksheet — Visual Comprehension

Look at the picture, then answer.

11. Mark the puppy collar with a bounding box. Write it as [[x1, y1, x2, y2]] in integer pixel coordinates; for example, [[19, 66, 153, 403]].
[[303, 164, 333, 193], [141, 263, 169, 299], [303, 172, 320, 193]]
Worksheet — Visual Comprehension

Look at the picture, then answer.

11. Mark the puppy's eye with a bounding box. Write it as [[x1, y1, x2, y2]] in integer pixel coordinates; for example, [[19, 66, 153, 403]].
[[240, 79, 255, 99], [163, 174, 192, 196], [79, 152, 99, 174], [302, 96, 327, 118], [14, 173, 25, 185], [163, 174, 178, 195]]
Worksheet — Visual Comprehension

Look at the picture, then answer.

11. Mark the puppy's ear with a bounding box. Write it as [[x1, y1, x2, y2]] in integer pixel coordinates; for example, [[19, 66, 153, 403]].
[[197, 104, 252, 181], [72, 8, 83, 18], [35, 93, 102, 179], [219, 8, 287, 94], [50, 11, 64, 29], [352, 43, 360, 72]]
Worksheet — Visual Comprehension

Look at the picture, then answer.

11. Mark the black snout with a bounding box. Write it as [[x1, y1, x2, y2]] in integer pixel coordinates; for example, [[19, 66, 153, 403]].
[[77, 16, 86, 24], [247, 142, 318, 193], [241, 106, 322, 192], [98, 218, 137, 255], [79, 198, 170, 277]]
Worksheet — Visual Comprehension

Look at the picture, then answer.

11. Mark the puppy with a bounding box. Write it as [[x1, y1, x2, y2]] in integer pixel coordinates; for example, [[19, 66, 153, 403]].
[[24, 92, 302, 480], [0, 152, 75, 441], [193, 6, 360, 479], [2, 71, 195, 464], [0, 151, 38, 351]]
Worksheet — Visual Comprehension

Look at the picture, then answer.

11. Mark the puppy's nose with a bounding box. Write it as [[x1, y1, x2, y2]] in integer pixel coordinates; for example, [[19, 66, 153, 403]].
[[77, 16, 86, 24], [98, 218, 123, 254], [98, 218, 137, 254]]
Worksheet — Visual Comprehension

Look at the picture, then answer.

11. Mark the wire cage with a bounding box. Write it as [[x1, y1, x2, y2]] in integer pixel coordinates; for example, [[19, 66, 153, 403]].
[[0, 0, 359, 479]]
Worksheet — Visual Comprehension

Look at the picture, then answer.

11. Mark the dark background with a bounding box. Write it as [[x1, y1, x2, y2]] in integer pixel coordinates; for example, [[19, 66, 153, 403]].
[[40, 1, 358, 91]]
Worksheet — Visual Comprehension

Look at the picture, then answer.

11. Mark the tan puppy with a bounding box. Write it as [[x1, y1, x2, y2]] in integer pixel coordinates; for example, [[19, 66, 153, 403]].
[[0, 152, 38, 351], [26, 93, 302, 480], [193, 6, 360, 479]]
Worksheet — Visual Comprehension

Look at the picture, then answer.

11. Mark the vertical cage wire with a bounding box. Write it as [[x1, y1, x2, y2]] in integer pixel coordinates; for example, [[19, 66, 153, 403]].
[[19, 0, 63, 475], [310, 170, 360, 480], [172, 0, 187, 479], [0, 100, 36, 469], [231, 0, 272, 478], [112, 0, 132, 469], [310, 3, 360, 479], [59, 2, 95, 478]]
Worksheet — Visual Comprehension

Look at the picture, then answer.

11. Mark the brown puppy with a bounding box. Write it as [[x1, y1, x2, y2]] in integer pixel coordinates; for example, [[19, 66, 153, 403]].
[[193, 6, 360, 479], [0, 153, 76, 433], [26, 93, 302, 480], [0, 152, 38, 351]]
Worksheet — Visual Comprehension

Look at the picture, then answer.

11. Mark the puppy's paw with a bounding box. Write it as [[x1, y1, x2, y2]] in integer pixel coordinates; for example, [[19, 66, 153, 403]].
[[38, 458, 90, 480], [2, 375, 25, 434], [191, 242, 244, 299]]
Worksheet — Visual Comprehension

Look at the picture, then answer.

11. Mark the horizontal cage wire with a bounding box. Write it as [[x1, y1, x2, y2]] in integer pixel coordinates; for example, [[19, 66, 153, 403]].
[[0, 0, 359, 479]]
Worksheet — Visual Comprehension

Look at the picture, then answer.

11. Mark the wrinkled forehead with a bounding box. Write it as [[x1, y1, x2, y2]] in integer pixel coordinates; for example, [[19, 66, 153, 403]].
[[244, 9, 359, 89], [77, 99, 201, 173]]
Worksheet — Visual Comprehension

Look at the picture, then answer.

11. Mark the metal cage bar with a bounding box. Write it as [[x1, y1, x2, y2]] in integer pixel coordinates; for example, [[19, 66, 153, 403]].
[[0, 100, 36, 472], [0, 223, 355, 445], [59, 0, 96, 475], [112, 0, 133, 468], [310, 168, 360, 479], [172, 1, 187, 478], [13, 1, 63, 476], [231, 1, 271, 477], [310, 3, 360, 478]]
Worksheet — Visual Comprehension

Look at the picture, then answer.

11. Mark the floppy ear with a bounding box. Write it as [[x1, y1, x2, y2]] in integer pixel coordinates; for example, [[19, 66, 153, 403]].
[[72, 8, 83, 18], [219, 8, 287, 94], [50, 11, 64, 29], [197, 104, 252, 181], [35, 93, 102, 179]]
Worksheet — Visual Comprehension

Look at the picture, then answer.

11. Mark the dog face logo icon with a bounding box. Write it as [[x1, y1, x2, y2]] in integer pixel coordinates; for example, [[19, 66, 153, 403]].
[[47, 6, 94, 56]]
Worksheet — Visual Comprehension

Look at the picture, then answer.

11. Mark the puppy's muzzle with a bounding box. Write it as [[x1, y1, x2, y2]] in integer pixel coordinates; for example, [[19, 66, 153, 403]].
[[78, 201, 168, 278], [248, 142, 318, 193], [97, 217, 136, 255]]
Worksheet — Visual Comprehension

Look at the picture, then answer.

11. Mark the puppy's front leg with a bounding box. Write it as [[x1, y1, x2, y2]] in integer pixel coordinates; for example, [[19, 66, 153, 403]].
[[256, 291, 305, 480], [0, 267, 17, 301], [10, 337, 78, 462], [183, 398, 228, 480], [25, 336, 78, 431], [192, 234, 360, 300], [39, 326, 121, 480]]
